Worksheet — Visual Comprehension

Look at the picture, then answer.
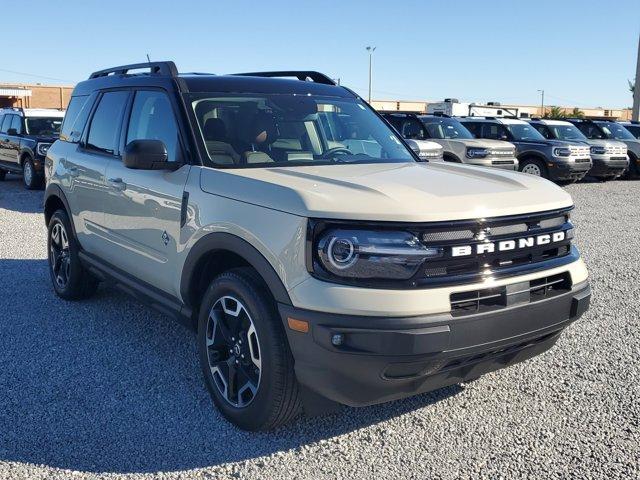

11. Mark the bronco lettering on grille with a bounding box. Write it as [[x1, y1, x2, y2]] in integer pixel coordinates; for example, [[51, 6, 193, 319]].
[[451, 231, 567, 257]]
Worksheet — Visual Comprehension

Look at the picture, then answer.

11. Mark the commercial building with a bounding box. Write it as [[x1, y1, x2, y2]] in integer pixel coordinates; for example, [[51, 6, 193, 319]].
[[0, 83, 74, 110]]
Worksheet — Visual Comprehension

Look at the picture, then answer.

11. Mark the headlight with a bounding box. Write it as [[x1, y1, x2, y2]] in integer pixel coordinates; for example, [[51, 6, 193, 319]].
[[553, 147, 571, 157], [315, 229, 443, 281], [590, 146, 606, 155], [466, 147, 488, 158], [418, 149, 443, 160], [36, 143, 51, 156]]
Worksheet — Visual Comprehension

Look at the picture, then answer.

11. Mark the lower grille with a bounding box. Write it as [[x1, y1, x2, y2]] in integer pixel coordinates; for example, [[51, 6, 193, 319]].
[[450, 272, 572, 316]]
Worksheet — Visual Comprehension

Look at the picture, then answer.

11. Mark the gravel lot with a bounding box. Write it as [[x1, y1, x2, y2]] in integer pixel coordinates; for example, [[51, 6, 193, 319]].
[[0, 173, 638, 479]]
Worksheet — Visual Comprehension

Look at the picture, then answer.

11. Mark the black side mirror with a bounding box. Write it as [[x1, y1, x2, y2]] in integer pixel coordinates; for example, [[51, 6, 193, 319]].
[[7, 128, 18, 136], [123, 139, 175, 170]]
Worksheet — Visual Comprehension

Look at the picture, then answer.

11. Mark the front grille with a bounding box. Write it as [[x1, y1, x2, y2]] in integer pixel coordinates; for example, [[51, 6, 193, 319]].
[[570, 146, 590, 157], [415, 207, 575, 286], [490, 149, 515, 156], [450, 272, 572, 316]]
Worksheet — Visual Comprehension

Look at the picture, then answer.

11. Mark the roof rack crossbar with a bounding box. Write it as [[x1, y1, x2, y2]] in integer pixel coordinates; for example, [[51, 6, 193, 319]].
[[232, 71, 336, 85], [89, 61, 178, 79]]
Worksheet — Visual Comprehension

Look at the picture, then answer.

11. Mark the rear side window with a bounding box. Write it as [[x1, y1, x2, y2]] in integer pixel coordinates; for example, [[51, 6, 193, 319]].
[[464, 122, 481, 137], [9, 115, 23, 134], [61, 94, 95, 142], [86, 91, 129, 154], [0, 115, 11, 133], [126, 90, 180, 162], [534, 124, 552, 139]]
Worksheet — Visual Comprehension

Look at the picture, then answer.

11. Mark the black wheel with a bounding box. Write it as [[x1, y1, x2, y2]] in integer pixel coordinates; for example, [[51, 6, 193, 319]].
[[47, 209, 99, 300], [0, 169, 6, 181], [22, 157, 43, 190], [624, 153, 639, 179], [519, 158, 548, 179], [198, 268, 301, 430]]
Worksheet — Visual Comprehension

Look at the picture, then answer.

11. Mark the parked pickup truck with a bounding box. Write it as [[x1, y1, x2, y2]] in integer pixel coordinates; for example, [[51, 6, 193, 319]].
[[0, 108, 64, 189], [44, 62, 591, 430]]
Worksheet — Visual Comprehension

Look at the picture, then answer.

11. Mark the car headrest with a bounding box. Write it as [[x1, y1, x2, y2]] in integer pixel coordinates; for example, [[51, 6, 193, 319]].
[[203, 118, 227, 141], [241, 111, 278, 145]]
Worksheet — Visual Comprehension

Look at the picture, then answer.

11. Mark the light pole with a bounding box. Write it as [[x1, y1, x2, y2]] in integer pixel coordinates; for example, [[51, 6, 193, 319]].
[[537, 89, 545, 117], [366, 46, 376, 104], [632, 32, 640, 121]]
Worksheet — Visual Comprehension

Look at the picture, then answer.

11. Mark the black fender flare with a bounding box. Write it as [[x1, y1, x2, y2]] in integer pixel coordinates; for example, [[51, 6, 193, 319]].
[[43, 183, 76, 234], [443, 152, 462, 162], [517, 150, 547, 164], [180, 232, 292, 307]]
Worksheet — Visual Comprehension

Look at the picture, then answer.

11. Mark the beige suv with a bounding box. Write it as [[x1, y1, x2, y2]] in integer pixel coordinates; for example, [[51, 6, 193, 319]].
[[44, 62, 591, 431]]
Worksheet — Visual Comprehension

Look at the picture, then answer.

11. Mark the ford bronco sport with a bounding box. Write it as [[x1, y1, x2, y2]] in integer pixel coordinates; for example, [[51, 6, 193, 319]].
[[527, 119, 628, 181], [564, 118, 640, 179], [381, 112, 518, 170], [460, 117, 592, 183], [0, 108, 64, 189], [44, 62, 591, 431]]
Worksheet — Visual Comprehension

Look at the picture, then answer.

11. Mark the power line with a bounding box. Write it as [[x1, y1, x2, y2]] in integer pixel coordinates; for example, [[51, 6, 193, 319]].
[[0, 68, 76, 84]]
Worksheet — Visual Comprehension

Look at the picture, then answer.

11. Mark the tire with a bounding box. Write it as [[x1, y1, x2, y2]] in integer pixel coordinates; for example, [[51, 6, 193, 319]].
[[47, 209, 99, 300], [623, 153, 639, 179], [0, 169, 6, 181], [519, 158, 548, 179], [197, 267, 301, 430], [22, 157, 43, 190]]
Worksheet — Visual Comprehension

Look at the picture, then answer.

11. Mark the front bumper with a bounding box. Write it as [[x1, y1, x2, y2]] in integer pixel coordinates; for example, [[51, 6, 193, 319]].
[[590, 155, 629, 178], [548, 158, 592, 181], [280, 281, 590, 407]]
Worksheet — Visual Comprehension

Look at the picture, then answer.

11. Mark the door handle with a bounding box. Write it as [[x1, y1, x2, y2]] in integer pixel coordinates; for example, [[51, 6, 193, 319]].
[[108, 177, 126, 191]]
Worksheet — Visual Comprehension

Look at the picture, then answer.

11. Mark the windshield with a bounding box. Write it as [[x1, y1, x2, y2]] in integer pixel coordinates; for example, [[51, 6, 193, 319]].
[[25, 117, 63, 136], [599, 122, 636, 140], [419, 117, 474, 139], [186, 93, 414, 168], [548, 124, 587, 141], [505, 123, 546, 141]]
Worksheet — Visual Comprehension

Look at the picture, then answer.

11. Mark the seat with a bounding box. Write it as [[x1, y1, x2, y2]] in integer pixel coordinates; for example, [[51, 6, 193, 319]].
[[240, 112, 278, 163], [203, 118, 240, 165]]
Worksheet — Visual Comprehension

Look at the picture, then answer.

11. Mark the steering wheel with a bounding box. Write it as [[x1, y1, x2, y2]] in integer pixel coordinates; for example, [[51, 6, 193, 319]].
[[319, 147, 352, 159]]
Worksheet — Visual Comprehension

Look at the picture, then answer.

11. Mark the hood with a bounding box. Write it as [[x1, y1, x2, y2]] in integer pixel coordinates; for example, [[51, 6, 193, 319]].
[[585, 139, 627, 148], [405, 139, 443, 152], [200, 162, 573, 222], [451, 138, 515, 150]]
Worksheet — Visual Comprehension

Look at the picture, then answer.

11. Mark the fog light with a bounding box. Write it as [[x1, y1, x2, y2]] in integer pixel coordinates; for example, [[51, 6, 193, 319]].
[[331, 333, 344, 346]]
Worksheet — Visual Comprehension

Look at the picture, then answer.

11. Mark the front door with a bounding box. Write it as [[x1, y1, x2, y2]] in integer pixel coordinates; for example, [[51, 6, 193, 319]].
[[101, 89, 190, 296]]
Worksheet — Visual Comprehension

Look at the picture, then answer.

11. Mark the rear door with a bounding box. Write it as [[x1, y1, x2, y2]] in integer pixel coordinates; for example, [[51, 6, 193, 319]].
[[64, 90, 130, 254], [0, 115, 13, 164], [101, 88, 191, 295], [6, 114, 24, 167]]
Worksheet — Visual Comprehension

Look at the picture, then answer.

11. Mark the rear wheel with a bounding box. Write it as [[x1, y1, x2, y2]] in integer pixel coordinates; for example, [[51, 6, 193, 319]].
[[197, 268, 301, 430], [47, 209, 99, 300], [22, 157, 42, 190], [519, 158, 547, 179]]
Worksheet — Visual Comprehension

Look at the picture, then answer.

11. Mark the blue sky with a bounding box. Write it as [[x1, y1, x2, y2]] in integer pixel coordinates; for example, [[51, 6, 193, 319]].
[[4, 0, 639, 108]]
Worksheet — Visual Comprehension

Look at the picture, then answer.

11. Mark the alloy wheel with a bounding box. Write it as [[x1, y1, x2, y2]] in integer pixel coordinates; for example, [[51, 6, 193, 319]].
[[522, 163, 542, 176], [24, 161, 33, 186], [50, 222, 71, 289], [206, 295, 261, 408]]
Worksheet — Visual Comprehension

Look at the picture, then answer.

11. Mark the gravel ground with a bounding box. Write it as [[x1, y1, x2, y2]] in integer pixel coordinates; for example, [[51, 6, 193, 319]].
[[0, 173, 638, 479]]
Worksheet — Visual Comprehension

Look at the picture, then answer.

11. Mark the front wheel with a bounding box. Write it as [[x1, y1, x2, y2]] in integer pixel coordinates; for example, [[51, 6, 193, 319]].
[[23, 157, 43, 190], [197, 268, 301, 430], [519, 158, 547, 179]]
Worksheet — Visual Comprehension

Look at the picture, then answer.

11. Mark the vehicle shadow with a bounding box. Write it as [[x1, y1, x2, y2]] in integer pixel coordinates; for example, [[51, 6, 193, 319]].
[[0, 175, 44, 214], [0, 258, 464, 475]]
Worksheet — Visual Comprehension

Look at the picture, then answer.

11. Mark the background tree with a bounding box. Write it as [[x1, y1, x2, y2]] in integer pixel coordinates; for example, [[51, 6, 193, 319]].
[[543, 106, 565, 118], [570, 107, 585, 118]]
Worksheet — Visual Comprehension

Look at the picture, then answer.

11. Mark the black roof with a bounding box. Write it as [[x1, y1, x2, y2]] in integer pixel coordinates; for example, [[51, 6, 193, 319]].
[[73, 61, 354, 98]]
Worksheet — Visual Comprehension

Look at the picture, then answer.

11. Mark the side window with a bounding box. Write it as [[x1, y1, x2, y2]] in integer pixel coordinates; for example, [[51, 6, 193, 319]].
[[481, 123, 501, 140], [86, 91, 129, 154], [10, 115, 23, 134], [464, 122, 480, 137], [0, 115, 12, 134], [401, 118, 426, 140], [534, 124, 552, 139], [126, 90, 180, 162], [61, 94, 95, 143]]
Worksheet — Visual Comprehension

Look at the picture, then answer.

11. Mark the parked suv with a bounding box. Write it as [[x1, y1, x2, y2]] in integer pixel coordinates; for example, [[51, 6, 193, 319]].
[[44, 62, 591, 430], [0, 108, 64, 189], [527, 119, 628, 181], [618, 121, 640, 139], [381, 112, 518, 170], [460, 117, 592, 183], [565, 119, 640, 179]]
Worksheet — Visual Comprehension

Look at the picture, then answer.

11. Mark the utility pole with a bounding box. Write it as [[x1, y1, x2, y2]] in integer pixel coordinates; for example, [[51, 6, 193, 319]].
[[366, 46, 376, 104], [632, 32, 640, 121], [538, 89, 545, 117]]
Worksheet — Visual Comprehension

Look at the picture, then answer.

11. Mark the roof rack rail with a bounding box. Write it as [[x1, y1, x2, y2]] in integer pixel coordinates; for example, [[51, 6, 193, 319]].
[[232, 71, 336, 85], [431, 112, 451, 117], [377, 110, 422, 115], [89, 61, 178, 79]]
